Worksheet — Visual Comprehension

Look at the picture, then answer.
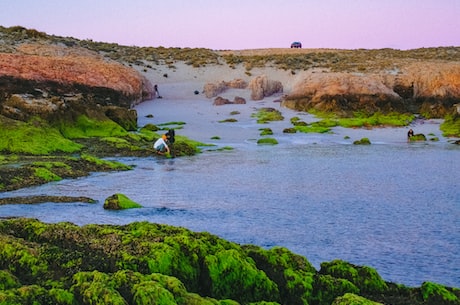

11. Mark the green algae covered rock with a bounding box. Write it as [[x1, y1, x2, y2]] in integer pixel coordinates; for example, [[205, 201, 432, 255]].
[[408, 133, 427, 142], [257, 138, 278, 145], [320, 260, 388, 294], [204, 249, 279, 302], [0, 218, 459, 305], [244, 245, 316, 305], [353, 137, 371, 145], [332, 293, 383, 305], [312, 274, 360, 305], [440, 113, 460, 137], [103, 193, 142, 210], [421, 282, 459, 304]]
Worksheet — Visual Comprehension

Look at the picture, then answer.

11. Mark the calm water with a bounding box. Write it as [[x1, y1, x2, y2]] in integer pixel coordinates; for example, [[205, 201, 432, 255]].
[[1, 139, 459, 288]]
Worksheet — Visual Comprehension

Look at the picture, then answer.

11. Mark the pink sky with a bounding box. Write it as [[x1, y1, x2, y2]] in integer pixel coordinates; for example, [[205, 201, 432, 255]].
[[1, 0, 459, 50]]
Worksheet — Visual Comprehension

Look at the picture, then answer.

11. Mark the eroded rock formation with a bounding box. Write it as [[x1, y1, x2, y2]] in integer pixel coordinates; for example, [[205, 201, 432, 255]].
[[0, 44, 153, 107], [203, 78, 248, 98], [283, 62, 460, 118], [249, 75, 283, 100]]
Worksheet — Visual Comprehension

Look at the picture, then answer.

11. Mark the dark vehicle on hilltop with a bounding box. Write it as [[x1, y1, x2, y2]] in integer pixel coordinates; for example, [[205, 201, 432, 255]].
[[291, 41, 302, 48]]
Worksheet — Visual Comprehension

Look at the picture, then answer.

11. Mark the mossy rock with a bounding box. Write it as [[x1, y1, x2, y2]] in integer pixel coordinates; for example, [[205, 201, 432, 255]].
[[0, 270, 20, 290], [259, 128, 273, 136], [204, 248, 279, 302], [141, 123, 160, 131], [421, 282, 459, 304], [440, 113, 460, 137], [0, 218, 458, 305], [312, 274, 360, 305], [319, 260, 387, 294], [244, 246, 316, 305], [253, 108, 284, 124], [257, 138, 278, 145], [332, 293, 383, 305], [293, 120, 308, 126], [408, 134, 427, 141], [0, 115, 82, 155], [103, 193, 142, 210], [283, 127, 297, 133], [353, 138, 371, 145]]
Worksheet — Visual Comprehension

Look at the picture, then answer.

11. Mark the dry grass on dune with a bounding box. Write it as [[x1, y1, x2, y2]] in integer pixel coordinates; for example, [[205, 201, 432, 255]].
[[216, 48, 344, 57]]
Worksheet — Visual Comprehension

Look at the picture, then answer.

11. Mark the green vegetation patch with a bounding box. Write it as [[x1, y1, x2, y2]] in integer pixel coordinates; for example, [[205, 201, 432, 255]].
[[257, 138, 278, 145], [0, 218, 458, 305], [295, 125, 332, 134], [253, 108, 284, 124], [81, 154, 131, 170], [421, 282, 458, 303], [320, 260, 387, 294], [308, 111, 414, 129], [157, 121, 186, 126], [440, 114, 460, 137], [34, 167, 62, 182], [204, 249, 279, 302], [332, 293, 382, 305], [408, 134, 427, 142], [58, 115, 128, 138], [337, 112, 414, 128], [0, 116, 82, 155]]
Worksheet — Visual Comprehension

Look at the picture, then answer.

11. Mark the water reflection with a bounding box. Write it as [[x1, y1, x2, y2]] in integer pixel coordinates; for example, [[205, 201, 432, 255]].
[[0, 142, 459, 288]]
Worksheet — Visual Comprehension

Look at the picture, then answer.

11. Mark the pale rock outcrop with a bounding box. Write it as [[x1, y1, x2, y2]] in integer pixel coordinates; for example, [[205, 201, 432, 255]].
[[248, 75, 283, 100], [203, 79, 248, 98], [282, 73, 403, 115], [0, 44, 154, 108], [204, 81, 227, 98]]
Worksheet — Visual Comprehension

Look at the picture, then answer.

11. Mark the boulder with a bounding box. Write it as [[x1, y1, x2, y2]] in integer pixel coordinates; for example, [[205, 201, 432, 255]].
[[282, 73, 402, 116], [203, 79, 248, 98], [233, 96, 246, 104], [105, 106, 138, 131], [213, 96, 231, 105], [248, 75, 283, 100], [103, 193, 142, 210], [203, 81, 227, 98]]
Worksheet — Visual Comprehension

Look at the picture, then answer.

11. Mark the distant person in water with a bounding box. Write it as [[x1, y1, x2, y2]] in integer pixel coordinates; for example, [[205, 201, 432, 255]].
[[154, 84, 162, 98], [407, 129, 414, 138], [153, 134, 170, 155]]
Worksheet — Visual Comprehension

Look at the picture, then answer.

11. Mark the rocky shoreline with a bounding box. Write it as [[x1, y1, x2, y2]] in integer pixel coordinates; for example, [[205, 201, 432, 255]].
[[0, 218, 459, 305]]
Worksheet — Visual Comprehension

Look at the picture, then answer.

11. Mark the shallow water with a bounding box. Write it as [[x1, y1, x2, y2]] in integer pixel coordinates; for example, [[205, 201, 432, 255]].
[[1, 137, 459, 287]]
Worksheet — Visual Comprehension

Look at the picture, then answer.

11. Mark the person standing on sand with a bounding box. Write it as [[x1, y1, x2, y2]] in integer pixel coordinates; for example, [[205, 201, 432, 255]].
[[154, 84, 162, 98]]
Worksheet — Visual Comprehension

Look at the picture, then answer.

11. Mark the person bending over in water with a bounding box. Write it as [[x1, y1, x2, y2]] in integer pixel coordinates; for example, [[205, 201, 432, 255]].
[[407, 129, 414, 138], [153, 134, 170, 155]]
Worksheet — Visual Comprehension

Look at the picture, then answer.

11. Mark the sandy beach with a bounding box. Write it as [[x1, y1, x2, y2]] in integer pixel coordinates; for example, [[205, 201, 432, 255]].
[[134, 62, 447, 148]]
